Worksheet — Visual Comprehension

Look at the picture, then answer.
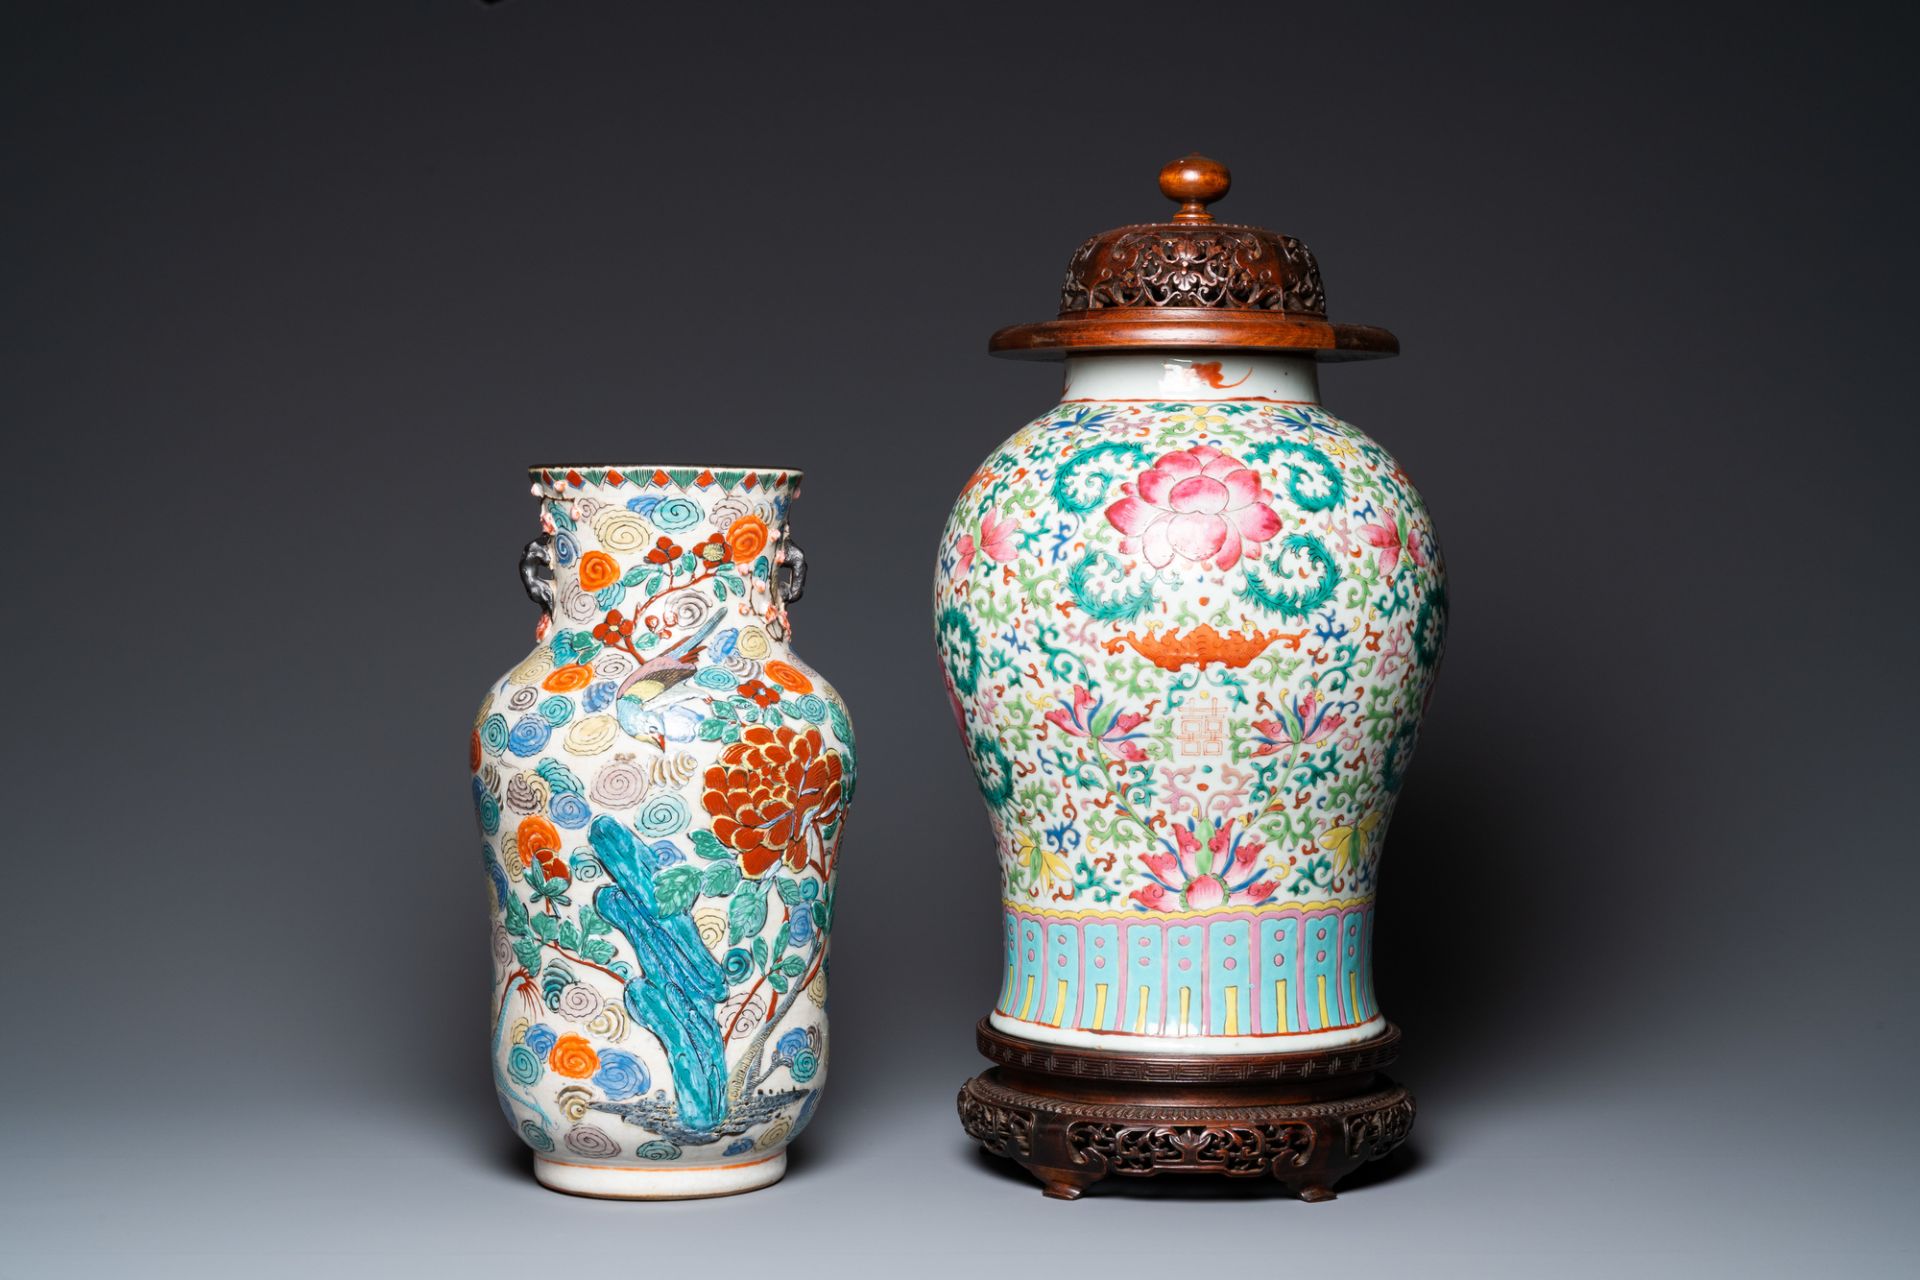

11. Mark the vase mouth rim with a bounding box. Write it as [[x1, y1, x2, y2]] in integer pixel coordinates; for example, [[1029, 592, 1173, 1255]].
[[528, 463, 804, 482]]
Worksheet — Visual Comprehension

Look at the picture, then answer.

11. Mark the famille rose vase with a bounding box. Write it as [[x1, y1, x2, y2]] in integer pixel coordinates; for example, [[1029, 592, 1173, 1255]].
[[937, 157, 1444, 1058], [470, 465, 855, 1199]]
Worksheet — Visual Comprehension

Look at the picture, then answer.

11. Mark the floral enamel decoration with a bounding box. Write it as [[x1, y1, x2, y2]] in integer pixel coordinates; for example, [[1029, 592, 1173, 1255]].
[[474, 465, 854, 1199], [1105, 443, 1282, 570], [934, 354, 1445, 1053]]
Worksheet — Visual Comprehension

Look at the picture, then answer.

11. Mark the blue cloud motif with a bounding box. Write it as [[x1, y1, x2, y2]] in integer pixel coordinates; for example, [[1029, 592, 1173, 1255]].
[[506, 714, 551, 757], [591, 1049, 649, 1101], [523, 1024, 557, 1057], [548, 791, 592, 830]]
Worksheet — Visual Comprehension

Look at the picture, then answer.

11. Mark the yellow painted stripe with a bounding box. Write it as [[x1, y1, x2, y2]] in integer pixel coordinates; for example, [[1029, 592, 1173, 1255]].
[[1316, 975, 1329, 1028], [1178, 988, 1191, 1035], [1276, 979, 1290, 1032], [1135, 986, 1149, 1033], [1004, 898, 1372, 921], [1019, 975, 1037, 1021], [1050, 979, 1069, 1028], [1092, 983, 1108, 1030], [1223, 986, 1239, 1036], [1349, 971, 1360, 1023]]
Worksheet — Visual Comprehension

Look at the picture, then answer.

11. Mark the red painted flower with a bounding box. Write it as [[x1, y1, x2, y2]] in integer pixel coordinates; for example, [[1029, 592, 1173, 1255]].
[[1105, 445, 1282, 571], [738, 679, 781, 708], [701, 725, 845, 877], [591, 609, 636, 645]]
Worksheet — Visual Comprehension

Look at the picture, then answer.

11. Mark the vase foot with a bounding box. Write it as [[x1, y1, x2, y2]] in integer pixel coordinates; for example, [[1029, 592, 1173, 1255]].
[[532, 1150, 787, 1200], [958, 1017, 1414, 1200]]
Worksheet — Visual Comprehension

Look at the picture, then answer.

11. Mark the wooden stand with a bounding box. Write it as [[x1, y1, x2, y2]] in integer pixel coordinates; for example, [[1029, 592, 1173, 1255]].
[[958, 1018, 1414, 1201]]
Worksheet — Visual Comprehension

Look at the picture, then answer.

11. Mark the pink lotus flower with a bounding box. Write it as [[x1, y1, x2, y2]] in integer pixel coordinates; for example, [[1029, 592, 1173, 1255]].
[[1130, 817, 1274, 912], [1044, 684, 1148, 762], [979, 508, 1018, 564], [1360, 513, 1428, 577], [1105, 445, 1282, 571], [1251, 689, 1346, 756]]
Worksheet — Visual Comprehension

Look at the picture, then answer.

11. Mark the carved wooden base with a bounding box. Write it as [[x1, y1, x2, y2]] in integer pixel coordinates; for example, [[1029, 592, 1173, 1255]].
[[958, 1018, 1414, 1200]]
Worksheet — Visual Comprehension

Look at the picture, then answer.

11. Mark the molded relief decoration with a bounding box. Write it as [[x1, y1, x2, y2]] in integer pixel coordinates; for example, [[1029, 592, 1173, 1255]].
[[474, 467, 854, 1192]]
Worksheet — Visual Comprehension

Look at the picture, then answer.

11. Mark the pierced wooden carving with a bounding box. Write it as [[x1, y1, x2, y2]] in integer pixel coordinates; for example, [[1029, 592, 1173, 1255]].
[[1061, 227, 1327, 316], [959, 1020, 1414, 1201]]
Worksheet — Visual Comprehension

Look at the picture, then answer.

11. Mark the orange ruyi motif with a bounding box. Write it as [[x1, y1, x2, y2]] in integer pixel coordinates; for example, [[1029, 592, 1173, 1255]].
[[547, 1034, 601, 1079], [702, 724, 846, 877], [576, 549, 621, 591], [726, 514, 770, 563], [1103, 622, 1309, 671], [762, 660, 814, 694], [541, 663, 594, 692], [515, 815, 571, 884]]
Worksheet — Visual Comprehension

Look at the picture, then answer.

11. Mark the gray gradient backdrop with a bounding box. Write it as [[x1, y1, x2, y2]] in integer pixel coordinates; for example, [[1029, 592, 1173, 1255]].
[[4, 2, 1916, 1276]]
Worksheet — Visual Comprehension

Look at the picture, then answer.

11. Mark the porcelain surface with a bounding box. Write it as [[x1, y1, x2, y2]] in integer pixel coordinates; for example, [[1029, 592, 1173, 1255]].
[[935, 355, 1444, 1053], [472, 466, 853, 1194]]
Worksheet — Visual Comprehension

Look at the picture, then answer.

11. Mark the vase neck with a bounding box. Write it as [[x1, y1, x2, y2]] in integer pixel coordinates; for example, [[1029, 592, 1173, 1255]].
[[1061, 352, 1321, 404], [530, 466, 801, 644]]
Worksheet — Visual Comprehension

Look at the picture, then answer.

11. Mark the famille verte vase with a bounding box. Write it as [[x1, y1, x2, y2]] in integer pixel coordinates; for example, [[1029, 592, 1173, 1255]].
[[470, 465, 855, 1199], [938, 157, 1445, 1067]]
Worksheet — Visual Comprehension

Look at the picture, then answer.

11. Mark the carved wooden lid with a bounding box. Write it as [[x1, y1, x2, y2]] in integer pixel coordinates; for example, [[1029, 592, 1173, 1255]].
[[989, 154, 1397, 361]]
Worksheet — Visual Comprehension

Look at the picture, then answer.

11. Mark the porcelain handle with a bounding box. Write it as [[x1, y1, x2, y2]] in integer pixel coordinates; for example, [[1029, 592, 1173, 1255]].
[[519, 538, 554, 612], [778, 540, 807, 605]]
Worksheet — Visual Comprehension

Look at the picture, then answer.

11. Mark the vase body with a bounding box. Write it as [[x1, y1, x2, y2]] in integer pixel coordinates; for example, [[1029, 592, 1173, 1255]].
[[472, 465, 855, 1198], [935, 353, 1444, 1054]]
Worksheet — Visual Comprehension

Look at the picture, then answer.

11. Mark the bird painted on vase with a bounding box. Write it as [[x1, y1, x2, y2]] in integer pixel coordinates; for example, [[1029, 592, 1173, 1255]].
[[610, 611, 725, 747], [587, 814, 730, 1133]]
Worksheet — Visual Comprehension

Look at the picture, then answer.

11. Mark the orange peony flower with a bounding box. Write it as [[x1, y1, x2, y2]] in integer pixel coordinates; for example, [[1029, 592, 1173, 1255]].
[[702, 724, 844, 877], [516, 815, 570, 883], [577, 550, 621, 591], [726, 515, 769, 564], [547, 1033, 599, 1079], [762, 660, 813, 694], [542, 664, 594, 692]]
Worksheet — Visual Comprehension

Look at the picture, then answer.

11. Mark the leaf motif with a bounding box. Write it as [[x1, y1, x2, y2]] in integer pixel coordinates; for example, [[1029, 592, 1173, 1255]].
[[752, 935, 769, 971], [654, 865, 701, 916], [504, 892, 530, 937], [580, 938, 617, 965], [557, 920, 580, 951], [511, 939, 542, 973], [702, 862, 742, 897], [767, 972, 790, 994], [689, 830, 730, 861], [529, 912, 560, 943], [774, 877, 807, 906], [728, 883, 768, 944]]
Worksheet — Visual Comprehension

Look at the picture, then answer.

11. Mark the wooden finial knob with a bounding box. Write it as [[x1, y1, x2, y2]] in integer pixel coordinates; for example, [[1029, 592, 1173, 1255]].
[[1159, 154, 1230, 223]]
